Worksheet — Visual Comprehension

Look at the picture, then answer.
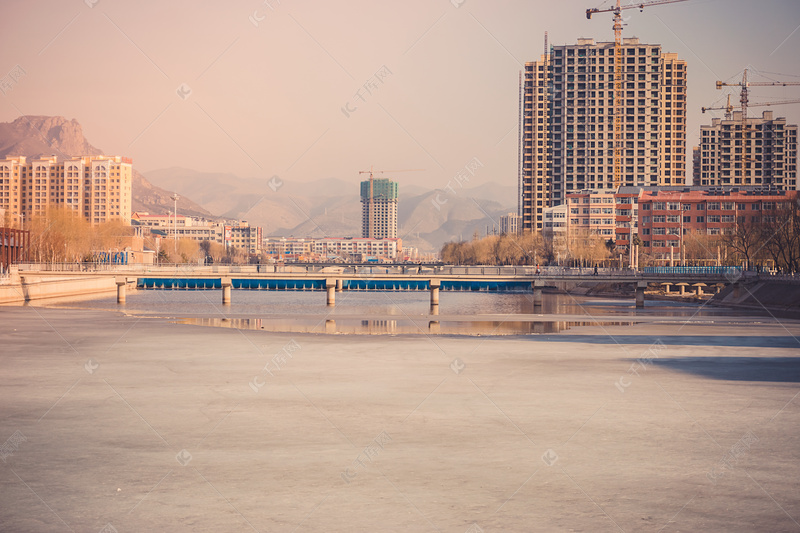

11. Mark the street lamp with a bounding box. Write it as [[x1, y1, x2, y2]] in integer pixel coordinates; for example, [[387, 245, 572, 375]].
[[170, 193, 179, 253]]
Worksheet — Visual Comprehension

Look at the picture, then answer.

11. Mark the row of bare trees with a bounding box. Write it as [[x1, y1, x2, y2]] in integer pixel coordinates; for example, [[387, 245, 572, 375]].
[[2, 208, 256, 265], [3, 208, 134, 263], [723, 200, 800, 272], [440, 231, 611, 266], [441, 200, 800, 271]]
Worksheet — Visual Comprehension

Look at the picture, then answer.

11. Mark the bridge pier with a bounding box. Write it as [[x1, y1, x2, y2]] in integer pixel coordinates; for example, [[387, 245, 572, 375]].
[[532, 279, 544, 307], [335, 279, 343, 292], [221, 278, 232, 305], [693, 283, 706, 296], [428, 320, 440, 334], [326, 279, 336, 306], [430, 279, 440, 307], [635, 281, 647, 308], [116, 278, 126, 304]]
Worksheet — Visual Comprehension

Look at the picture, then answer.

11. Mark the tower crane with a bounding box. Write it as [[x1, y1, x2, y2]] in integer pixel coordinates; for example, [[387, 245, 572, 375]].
[[586, 0, 690, 189], [715, 69, 800, 121], [358, 167, 423, 239], [714, 69, 800, 181], [703, 96, 800, 118], [701, 95, 734, 120]]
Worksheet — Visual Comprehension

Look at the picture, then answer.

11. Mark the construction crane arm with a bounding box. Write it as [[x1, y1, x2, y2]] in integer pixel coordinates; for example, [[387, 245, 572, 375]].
[[717, 81, 800, 88], [587, 0, 688, 19]]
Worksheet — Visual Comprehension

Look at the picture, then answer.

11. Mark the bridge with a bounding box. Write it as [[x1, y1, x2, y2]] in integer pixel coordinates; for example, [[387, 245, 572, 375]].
[[14, 263, 763, 308]]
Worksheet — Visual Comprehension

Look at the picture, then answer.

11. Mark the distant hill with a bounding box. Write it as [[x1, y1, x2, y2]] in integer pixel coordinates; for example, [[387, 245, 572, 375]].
[[143, 166, 517, 252], [0, 115, 519, 252], [0, 115, 102, 159], [0, 116, 213, 219]]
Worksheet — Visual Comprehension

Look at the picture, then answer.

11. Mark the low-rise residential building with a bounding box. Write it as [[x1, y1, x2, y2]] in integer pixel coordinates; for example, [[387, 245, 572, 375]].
[[226, 223, 261, 255], [263, 236, 402, 262], [131, 213, 262, 254], [565, 189, 617, 240], [637, 186, 797, 262], [542, 205, 568, 258]]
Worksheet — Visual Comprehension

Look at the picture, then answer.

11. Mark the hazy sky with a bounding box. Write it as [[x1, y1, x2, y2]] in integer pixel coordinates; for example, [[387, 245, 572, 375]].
[[1, 0, 799, 190]]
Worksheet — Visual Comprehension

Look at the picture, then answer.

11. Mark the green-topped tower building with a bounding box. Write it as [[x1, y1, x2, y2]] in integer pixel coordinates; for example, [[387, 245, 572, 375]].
[[360, 177, 398, 239]]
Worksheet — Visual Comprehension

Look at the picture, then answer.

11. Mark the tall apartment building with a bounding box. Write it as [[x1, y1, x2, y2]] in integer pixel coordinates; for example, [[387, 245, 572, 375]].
[[0, 155, 133, 225], [360, 178, 398, 239], [521, 37, 687, 231], [699, 110, 798, 190]]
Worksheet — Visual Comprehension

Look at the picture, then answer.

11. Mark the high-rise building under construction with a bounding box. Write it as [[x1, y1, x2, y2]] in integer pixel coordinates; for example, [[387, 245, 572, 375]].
[[520, 37, 687, 231], [360, 178, 398, 239]]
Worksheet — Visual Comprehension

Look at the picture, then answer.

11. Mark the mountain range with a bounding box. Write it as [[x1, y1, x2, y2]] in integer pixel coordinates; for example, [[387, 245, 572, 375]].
[[0, 116, 517, 252], [142, 167, 517, 252]]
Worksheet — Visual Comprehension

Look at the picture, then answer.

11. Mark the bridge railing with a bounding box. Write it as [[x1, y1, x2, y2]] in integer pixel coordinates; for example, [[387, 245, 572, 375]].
[[13, 262, 800, 281]]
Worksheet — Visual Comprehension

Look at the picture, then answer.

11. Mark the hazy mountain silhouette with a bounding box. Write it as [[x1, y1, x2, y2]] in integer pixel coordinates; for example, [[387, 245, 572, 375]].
[[0, 116, 213, 218], [0, 115, 517, 251], [143, 167, 516, 252]]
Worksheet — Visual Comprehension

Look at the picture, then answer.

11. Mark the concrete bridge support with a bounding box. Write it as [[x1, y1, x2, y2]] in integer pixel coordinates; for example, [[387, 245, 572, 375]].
[[335, 279, 343, 292], [430, 280, 440, 308], [222, 278, 232, 305], [635, 281, 648, 308], [116, 278, 126, 304], [532, 280, 544, 307], [326, 279, 336, 306]]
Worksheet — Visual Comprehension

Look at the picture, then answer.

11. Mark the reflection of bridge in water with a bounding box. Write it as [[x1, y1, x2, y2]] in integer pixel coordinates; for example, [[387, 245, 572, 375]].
[[38, 263, 749, 309]]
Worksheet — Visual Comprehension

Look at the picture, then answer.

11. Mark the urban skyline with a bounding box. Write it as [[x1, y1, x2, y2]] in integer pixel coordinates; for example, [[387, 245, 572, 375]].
[[0, 1, 798, 192]]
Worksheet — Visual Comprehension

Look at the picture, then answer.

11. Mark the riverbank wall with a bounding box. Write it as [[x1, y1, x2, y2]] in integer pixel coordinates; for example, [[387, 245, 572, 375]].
[[0, 268, 118, 304]]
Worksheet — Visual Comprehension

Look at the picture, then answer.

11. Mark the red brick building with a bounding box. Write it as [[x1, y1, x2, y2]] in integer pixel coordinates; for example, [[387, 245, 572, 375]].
[[638, 187, 797, 262]]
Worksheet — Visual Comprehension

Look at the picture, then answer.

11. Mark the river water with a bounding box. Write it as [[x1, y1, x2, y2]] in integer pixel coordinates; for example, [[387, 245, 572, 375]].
[[33, 288, 777, 336]]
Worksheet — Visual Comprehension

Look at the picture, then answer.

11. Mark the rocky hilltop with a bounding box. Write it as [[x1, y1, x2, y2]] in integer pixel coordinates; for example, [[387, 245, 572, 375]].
[[0, 116, 102, 159], [0, 115, 213, 218]]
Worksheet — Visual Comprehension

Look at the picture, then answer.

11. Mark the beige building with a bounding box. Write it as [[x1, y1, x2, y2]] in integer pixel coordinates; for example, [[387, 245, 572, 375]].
[[565, 189, 617, 239], [132, 213, 262, 254], [0, 155, 132, 225], [521, 37, 687, 231], [699, 110, 797, 190], [132, 213, 223, 243], [499, 212, 522, 235], [542, 204, 568, 258], [263, 237, 402, 261]]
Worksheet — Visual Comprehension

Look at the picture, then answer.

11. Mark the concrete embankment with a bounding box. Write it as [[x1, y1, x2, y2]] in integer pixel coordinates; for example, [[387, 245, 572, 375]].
[[0, 269, 119, 304], [710, 279, 800, 314]]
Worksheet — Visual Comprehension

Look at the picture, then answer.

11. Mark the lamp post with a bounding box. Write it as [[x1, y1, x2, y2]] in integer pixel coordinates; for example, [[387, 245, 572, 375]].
[[170, 193, 179, 253], [679, 202, 684, 267]]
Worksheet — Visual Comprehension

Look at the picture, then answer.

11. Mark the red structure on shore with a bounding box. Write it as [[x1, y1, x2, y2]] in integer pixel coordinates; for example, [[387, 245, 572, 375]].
[[0, 227, 29, 271]]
